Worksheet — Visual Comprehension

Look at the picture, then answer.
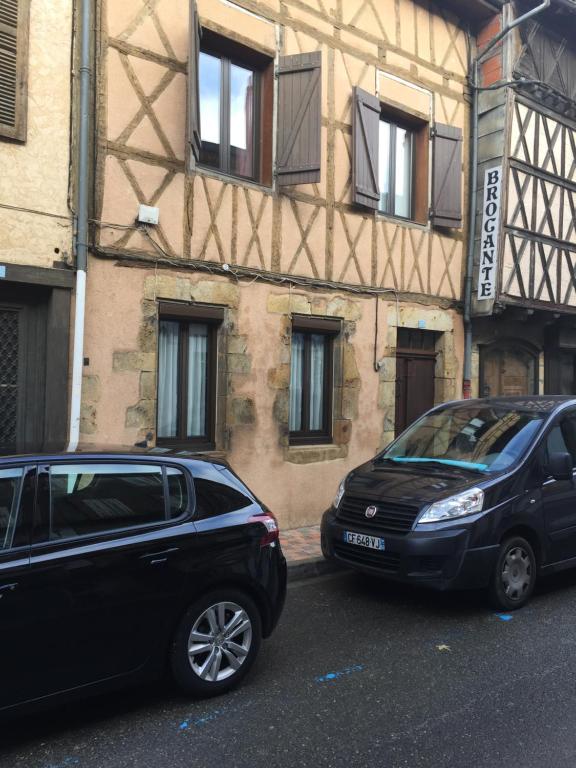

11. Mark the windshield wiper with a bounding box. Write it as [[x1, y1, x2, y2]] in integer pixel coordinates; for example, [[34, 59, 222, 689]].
[[384, 457, 488, 473]]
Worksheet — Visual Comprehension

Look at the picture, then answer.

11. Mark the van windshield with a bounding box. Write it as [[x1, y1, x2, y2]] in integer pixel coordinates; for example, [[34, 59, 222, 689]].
[[380, 406, 545, 474]]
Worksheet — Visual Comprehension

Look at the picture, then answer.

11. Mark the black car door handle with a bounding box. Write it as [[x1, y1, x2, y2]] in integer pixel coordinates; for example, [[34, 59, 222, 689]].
[[0, 583, 18, 599], [139, 547, 180, 565]]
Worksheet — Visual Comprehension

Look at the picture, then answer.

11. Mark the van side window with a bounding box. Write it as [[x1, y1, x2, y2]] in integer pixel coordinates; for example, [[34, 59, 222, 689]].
[[546, 418, 576, 467], [49, 464, 166, 539], [0, 468, 24, 550]]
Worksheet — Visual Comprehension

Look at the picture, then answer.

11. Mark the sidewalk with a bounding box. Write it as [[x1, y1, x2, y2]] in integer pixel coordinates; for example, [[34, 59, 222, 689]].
[[281, 524, 341, 581]]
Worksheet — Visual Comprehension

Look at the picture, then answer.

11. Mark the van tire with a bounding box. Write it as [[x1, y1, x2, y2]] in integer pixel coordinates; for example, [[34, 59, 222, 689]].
[[170, 588, 262, 698], [489, 536, 536, 611]]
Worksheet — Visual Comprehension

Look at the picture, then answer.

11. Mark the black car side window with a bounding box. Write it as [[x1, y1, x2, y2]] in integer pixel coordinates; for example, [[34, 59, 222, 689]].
[[49, 463, 167, 540], [192, 465, 253, 519], [0, 467, 25, 551]]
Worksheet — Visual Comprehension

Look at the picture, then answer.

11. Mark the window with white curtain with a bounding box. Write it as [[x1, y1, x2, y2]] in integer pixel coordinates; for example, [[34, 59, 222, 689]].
[[289, 322, 336, 445], [157, 306, 221, 448]]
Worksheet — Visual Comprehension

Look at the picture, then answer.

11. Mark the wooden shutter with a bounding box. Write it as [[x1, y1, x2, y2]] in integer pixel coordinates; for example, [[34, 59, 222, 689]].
[[187, 0, 201, 167], [352, 87, 380, 210], [276, 52, 321, 186], [431, 123, 462, 228], [0, 0, 29, 141]]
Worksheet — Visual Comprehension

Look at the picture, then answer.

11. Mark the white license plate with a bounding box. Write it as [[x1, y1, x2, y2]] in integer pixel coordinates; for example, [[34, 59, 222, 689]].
[[344, 531, 385, 551]]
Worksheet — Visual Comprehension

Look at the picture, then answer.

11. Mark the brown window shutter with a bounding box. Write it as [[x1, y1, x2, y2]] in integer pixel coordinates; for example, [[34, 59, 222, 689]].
[[0, 0, 29, 141], [352, 86, 380, 210], [431, 123, 463, 228], [276, 51, 321, 186], [187, 0, 201, 167]]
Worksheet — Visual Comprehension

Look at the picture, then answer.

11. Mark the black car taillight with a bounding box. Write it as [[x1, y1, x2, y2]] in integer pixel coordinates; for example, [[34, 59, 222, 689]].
[[249, 512, 280, 547]]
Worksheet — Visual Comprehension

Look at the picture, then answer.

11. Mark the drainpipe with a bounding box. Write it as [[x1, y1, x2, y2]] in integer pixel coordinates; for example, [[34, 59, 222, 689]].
[[68, 0, 92, 449], [462, 0, 550, 399]]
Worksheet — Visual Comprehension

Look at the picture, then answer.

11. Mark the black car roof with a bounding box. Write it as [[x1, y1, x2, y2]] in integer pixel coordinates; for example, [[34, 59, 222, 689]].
[[0, 443, 227, 465], [442, 395, 576, 414]]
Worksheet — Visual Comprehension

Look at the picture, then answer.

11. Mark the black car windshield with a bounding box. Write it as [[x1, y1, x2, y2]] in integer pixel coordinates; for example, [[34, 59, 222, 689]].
[[380, 405, 545, 473]]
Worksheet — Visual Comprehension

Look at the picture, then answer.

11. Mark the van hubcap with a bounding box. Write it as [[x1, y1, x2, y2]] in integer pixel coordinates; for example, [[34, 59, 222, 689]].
[[501, 546, 532, 600], [187, 601, 252, 682]]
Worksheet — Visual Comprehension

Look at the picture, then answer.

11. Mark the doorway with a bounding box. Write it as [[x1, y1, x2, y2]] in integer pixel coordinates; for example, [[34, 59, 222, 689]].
[[479, 341, 538, 398], [395, 328, 438, 435]]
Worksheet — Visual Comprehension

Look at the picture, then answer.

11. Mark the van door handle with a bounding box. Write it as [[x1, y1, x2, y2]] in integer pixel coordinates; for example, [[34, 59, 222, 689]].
[[0, 583, 18, 599]]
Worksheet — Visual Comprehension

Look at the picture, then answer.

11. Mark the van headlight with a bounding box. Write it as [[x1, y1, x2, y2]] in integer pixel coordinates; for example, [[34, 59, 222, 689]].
[[333, 479, 346, 509], [418, 488, 484, 524]]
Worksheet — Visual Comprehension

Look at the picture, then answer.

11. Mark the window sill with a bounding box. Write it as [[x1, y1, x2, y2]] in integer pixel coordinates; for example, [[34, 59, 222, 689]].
[[375, 212, 430, 231], [285, 444, 348, 465], [193, 166, 274, 196]]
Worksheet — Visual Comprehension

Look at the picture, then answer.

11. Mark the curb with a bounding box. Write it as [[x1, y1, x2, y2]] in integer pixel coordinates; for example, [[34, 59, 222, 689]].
[[287, 556, 343, 582]]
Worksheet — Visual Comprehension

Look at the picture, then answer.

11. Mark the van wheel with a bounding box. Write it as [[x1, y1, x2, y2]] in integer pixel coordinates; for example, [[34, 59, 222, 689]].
[[170, 589, 262, 698], [489, 536, 536, 611]]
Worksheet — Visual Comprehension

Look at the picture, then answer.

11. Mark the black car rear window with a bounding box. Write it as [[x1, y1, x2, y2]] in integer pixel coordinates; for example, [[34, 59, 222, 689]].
[[192, 464, 253, 519]]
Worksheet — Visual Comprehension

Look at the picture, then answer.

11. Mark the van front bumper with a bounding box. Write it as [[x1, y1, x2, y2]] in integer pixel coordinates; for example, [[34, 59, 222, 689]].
[[321, 508, 499, 591]]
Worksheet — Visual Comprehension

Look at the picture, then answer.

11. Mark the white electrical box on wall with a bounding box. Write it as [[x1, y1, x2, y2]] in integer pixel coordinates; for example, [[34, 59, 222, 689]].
[[137, 204, 160, 225]]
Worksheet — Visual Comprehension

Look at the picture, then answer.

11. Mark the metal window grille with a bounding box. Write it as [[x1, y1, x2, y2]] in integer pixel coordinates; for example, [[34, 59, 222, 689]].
[[0, 309, 19, 446]]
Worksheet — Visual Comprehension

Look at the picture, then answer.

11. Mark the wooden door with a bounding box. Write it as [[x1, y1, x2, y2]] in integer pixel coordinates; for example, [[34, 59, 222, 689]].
[[395, 354, 436, 435]]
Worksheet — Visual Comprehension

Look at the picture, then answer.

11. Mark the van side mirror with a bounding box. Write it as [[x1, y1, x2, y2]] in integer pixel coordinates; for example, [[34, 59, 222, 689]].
[[547, 451, 573, 482]]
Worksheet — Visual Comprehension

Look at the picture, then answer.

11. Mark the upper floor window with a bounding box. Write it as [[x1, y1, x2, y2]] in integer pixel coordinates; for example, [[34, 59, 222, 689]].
[[198, 31, 274, 185], [156, 302, 223, 450], [199, 51, 258, 179], [0, 0, 30, 142], [379, 119, 414, 219]]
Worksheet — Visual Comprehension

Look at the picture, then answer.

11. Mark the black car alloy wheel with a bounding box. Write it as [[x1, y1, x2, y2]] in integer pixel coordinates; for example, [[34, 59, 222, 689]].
[[171, 588, 262, 697], [489, 536, 537, 611]]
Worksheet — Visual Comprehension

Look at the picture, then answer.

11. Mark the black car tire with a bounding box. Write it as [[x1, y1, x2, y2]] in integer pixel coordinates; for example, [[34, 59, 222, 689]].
[[489, 536, 537, 611], [170, 588, 262, 698]]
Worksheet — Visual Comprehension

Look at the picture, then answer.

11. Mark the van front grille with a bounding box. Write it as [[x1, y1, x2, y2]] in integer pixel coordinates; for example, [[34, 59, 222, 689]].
[[336, 496, 419, 535]]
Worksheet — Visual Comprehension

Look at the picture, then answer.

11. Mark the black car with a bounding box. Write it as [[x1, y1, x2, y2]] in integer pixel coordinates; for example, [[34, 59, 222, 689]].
[[0, 447, 286, 713], [322, 396, 576, 610]]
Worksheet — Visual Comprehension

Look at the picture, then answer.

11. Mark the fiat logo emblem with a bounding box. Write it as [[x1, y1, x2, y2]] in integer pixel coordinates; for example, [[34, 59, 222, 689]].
[[365, 506, 377, 519]]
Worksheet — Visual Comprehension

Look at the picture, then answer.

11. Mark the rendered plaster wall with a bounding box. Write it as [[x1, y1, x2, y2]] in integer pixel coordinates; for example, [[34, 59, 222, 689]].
[[81, 257, 462, 526], [0, 0, 74, 268]]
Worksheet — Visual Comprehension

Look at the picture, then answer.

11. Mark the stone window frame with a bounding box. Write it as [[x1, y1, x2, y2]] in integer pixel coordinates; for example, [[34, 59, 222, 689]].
[[289, 315, 341, 446], [156, 301, 224, 451]]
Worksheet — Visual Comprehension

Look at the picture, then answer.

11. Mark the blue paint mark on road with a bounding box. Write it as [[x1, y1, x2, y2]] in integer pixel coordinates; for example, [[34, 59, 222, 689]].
[[44, 759, 80, 768], [179, 707, 228, 730], [496, 614, 513, 622], [315, 664, 365, 683]]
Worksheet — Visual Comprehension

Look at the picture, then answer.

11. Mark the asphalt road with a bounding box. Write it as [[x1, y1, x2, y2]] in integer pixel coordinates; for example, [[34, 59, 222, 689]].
[[4, 568, 576, 768]]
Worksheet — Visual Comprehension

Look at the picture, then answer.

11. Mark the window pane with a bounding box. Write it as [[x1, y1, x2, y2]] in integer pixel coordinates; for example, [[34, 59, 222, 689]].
[[289, 333, 305, 432], [309, 335, 325, 431], [50, 464, 165, 539], [199, 52, 221, 169], [0, 468, 23, 550], [187, 324, 208, 438], [379, 120, 391, 214], [192, 464, 253, 519], [158, 320, 179, 438], [394, 127, 413, 218], [230, 63, 255, 178], [167, 467, 189, 519]]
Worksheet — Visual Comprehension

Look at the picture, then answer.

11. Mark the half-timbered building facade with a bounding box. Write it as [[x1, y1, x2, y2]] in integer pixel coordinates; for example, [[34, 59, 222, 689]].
[[472, 0, 576, 398], [84, 0, 499, 527]]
